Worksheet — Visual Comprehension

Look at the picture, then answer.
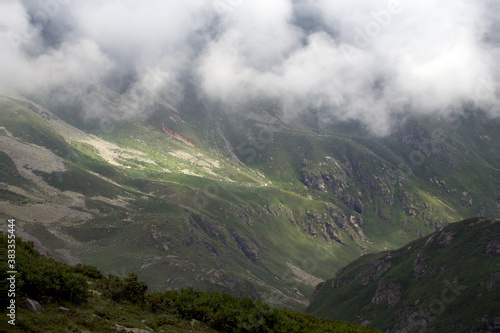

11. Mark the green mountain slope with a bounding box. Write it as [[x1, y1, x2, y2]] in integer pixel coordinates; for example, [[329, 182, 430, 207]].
[[306, 217, 498, 332], [0, 234, 379, 333], [0, 91, 496, 310]]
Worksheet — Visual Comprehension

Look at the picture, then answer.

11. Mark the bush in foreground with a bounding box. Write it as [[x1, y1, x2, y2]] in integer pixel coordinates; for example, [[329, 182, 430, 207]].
[[2, 234, 377, 332]]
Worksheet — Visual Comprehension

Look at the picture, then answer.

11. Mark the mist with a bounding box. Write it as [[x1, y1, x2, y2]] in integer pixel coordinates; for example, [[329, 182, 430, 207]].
[[1, 0, 498, 135]]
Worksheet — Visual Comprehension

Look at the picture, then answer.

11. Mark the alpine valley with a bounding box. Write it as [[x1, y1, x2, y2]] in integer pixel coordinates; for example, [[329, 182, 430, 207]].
[[1, 89, 497, 315]]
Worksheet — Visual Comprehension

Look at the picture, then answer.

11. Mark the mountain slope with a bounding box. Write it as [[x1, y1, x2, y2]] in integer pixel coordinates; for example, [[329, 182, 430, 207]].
[[0, 91, 496, 310], [306, 217, 498, 332], [0, 233, 379, 333]]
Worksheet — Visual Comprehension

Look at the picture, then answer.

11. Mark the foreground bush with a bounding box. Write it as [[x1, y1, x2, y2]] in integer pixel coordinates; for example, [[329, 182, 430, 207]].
[[8, 234, 89, 304], [98, 273, 148, 304], [147, 287, 376, 332], [2, 234, 377, 332]]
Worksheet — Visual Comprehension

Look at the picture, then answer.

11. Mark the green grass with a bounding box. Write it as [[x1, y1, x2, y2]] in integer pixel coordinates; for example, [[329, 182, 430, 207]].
[[307, 218, 497, 332], [1, 96, 496, 312], [1, 234, 379, 333]]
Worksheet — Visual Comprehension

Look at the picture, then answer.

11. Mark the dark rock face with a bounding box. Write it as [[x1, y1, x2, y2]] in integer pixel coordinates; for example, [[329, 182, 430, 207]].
[[392, 306, 429, 333], [437, 230, 455, 245], [232, 231, 259, 260], [362, 257, 392, 285], [299, 171, 327, 192], [399, 124, 443, 157], [298, 154, 402, 221], [350, 154, 396, 206], [299, 169, 365, 214], [412, 252, 429, 276], [484, 239, 497, 255], [152, 231, 170, 251], [326, 204, 350, 230], [478, 228, 498, 255], [460, 198, 473, 207], [340, 192, 364, 214], [371, 277, 402, 306], [305, 208, 348, 243]]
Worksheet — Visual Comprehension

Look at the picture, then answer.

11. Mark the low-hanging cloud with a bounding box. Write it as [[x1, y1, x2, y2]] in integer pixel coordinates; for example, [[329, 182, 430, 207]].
[[0, 0, 498, 134]]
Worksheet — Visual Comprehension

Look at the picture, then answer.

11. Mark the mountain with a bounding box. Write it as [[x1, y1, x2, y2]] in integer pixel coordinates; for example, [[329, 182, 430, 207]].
[[0, 233, 379, 333], [0, 90, 497, 310], [306, 217, 498, 332]]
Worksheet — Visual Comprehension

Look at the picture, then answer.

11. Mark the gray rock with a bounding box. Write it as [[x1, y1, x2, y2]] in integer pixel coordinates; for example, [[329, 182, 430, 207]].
[[413, 252, 429, 276], [484, 238, 497, 255], [58, 306, 70, 315], [111, 324, 151, 333], [232, 231, 259, 260], [26, 298, 44, 312], [362, 257, 392, 285], [371, 277, 402, 306]]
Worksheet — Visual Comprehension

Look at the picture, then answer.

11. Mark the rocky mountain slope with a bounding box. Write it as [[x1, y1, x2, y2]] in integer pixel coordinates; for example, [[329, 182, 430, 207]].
[[1, 233, 379, 333], [0, 90, 497, 310], [307, 217, 498, 332]]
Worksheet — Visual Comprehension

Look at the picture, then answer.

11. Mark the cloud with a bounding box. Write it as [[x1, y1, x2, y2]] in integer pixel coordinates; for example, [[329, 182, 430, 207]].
[[0, 0, 498, 134]]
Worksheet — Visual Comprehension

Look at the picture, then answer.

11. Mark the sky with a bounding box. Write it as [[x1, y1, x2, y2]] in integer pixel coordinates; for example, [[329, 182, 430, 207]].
[[0, 0, 498, 135]]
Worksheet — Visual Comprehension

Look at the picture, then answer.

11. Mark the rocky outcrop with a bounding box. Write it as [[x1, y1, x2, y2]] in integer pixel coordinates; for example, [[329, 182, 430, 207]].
[[339, 192, 364, 214], [412, 252, 429, 276], [399, 124, 442, 157], [326, 204, 349, 230], [232, 231, 259, 260], [300, 206, 352, 244], [299, 169, 364, 214], [152, 231, 170, 251], [350, 215, 367, 242], [437, 230, 455, 245], [350, 153, 396, 206], [392, 306, 429, 333], [26, 298, 44, 312], [371, 277, 402, 306], [362, 256, 392, 285], [111, 324, 151, 333], [299, 171, 327, 192], [299, 154, 403, 219]]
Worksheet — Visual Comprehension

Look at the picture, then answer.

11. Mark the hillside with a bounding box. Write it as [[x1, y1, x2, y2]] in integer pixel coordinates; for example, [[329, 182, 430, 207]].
[[307, 217, 498, 332], [0, 234, 378, 333], [0, 91, 497, 310]]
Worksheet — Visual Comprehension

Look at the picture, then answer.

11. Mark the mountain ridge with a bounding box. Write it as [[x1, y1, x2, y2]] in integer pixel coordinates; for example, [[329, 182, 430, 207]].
[[306, 217, 498, 332], [1, 91, 496, 310]]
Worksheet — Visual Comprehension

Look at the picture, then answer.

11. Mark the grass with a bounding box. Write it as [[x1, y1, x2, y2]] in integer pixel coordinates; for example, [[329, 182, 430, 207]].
[[1, 234, 379, 333], [1, 96, 496, 311], [307, 218, 497, 332]]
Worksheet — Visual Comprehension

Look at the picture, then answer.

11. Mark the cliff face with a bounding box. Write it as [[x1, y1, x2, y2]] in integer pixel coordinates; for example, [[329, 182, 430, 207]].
[[307, 218, 498, 333], [297, 147, 456, 244]]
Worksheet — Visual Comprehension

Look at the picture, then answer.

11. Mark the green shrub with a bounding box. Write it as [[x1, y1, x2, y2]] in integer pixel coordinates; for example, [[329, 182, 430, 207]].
[[99, 273, 148, 304], [3, 234, 90, 304], [72, 264, 103, 279], [146, 288, 376, 332]]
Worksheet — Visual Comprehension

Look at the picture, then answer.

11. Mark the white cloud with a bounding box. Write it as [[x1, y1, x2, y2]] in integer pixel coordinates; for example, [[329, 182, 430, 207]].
[[1, 0, 497, 134]]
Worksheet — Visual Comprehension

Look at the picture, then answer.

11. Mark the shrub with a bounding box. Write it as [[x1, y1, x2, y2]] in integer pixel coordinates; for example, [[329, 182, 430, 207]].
[[4, 234, 90, 304], [146, 287, 377, 332], [99, 273, 148, 304], [72, 264, 103, 279]]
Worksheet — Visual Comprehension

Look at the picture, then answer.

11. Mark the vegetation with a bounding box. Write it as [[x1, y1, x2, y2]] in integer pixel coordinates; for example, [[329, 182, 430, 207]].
[[0, 95, 496, 310], [307, 218, 497, 332], [1, 234, 378, 332], [10, 234, 95, 305]]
